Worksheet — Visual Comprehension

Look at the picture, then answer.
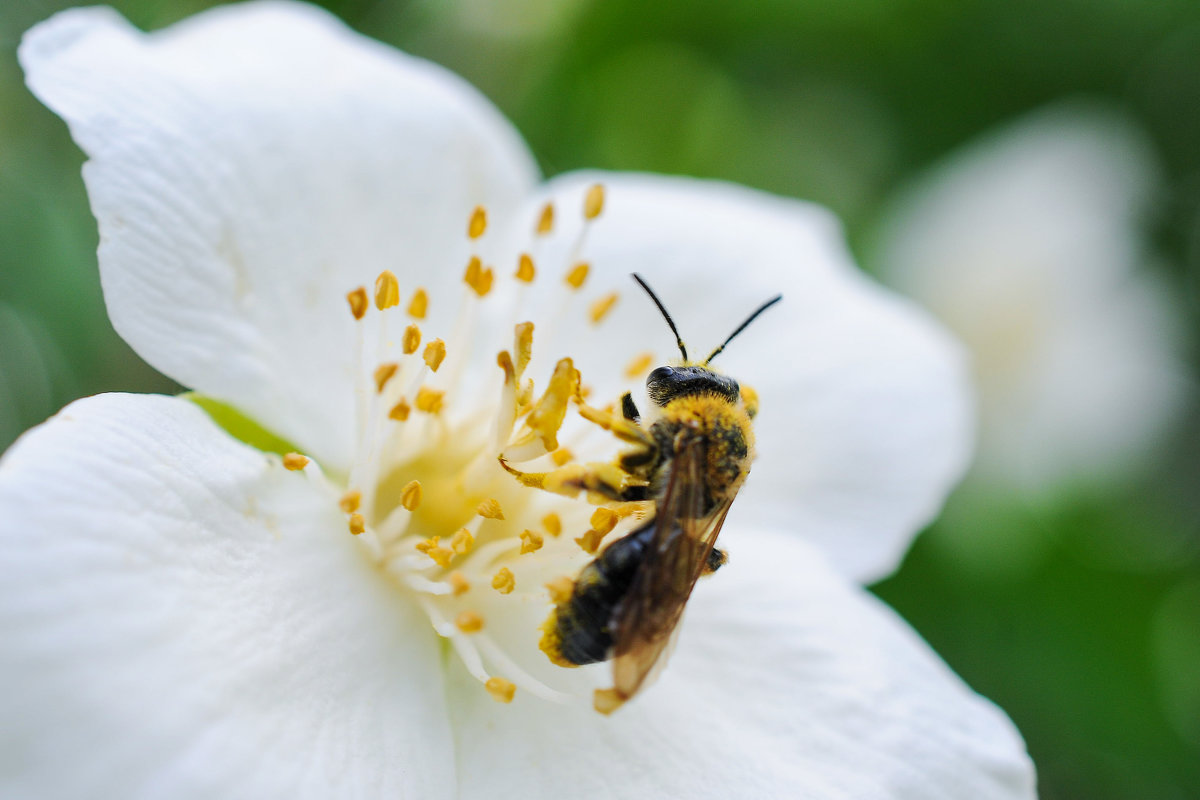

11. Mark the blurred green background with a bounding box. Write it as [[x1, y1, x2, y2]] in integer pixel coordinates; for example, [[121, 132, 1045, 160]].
[[1, 1, 1197, 797]]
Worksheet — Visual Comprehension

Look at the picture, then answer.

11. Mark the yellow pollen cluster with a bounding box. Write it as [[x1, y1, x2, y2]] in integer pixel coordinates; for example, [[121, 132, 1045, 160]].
[[339, 489, 362, 513], [575, 529, 604, 554], [542, 512, 563, 537], [589, 292, 619, 324], [584, 183, 606, 220], [590, 507, 618, 535], [550, 448, 573, 466], [423, 339, 446, 372], [374, 270, 400, 310], [346, 287, 368, 320], [468, 205, 488, 239], [400, 480, 422, 511], [545, 576, 574, 605], [451, 528, 474, 555], [485, 677, 516, 704], [624, 352, 654, 379], [389, 398, 411, 421], [520, 529, 544, 554], [536, 202, 555, 235], [416, 387, 444, 414], [492, 567, 515, 594], [456, 610, 484, 633], [402, 325, 421, 355], [463, 256, 495, 297], [565, 262, 589, 290], [349, 513, 366, 536], [477, 498, 505, 520], [515, 253, 536, 282], [282, 452, 309, 471], [407, 288, 428, 319], [448, 572, 470, 596], [374, 362, 399, 393], [416, 536, 454, 568]]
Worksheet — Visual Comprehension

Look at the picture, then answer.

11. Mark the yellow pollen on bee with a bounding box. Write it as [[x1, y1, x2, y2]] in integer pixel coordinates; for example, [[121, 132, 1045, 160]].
[[741, 383, 760, 418], [346, 287, 368, 320], [282, 452, 309, 471], [349, 513, 366, 536], [468, 205, 488, 239], [520, 529, 544, 554], [339, 489, 362, 513], [593, 688, 625, 716], [451, 528, 474, 555], [400, 480, 422, 511], [590, 507, 618, 535], [545, 576, 574, 605], [407, 288, 428, 319], [550, 448, 573, 466], [584, 183, 606, 220], [416, 536, 454, 568], [476, 498, 505, 520], [402, 325, 421, 355], [374, 362, 399, 393], [389, 398, 411, 421], [565, 262, 589, 290], [589, 292, 619, 323], [536, 202, 555, 235], [374, 270, 400, 310], [485, 677, 516, 703], [624, 352, 655, 379], [575, 529, 604, 554], [542, 512, 563, 537], [416, 387, 445, 414], [492, 567, 515, 594], [455, 610, 484, 633], [448, 572, 470, 596], [515, 253, 536, 282], [514, 322, 534, 376], [424, 339, 446, 372]]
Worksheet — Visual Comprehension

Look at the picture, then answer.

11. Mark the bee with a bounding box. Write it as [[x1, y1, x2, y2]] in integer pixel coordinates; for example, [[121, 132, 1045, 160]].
[[541, 273, 781, 713]]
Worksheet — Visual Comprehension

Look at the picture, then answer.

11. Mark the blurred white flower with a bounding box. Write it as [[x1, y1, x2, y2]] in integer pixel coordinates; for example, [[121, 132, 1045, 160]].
[[874, 106, 1186, 496], [1, 3, 1034, 797]]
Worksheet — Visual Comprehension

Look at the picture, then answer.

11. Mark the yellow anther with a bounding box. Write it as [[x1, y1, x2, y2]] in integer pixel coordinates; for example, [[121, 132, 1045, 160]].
[[282, 452, 309, 471], [374, 270, 400, 309], [542, 512, 563, 537], [536, 202, 555, 235], [402, 324, 421, 355], [624, 352, 655, 379], [589, 292, 619, 324], [514, 322, 534, 377], [407, 288, 428, 319], [339, 489, 362, 513], [374, 362, 399, 393], [575, 529, 604, 555], [590, 507, 618, 535], [526, 358, 581, 452], [416, 536, 453, 568], [492, 567, 515, 595], [515, 253, 536, 282], [424, 339, 446, 372], [455, 610, 484, 633], [578, 384, 593, 400], [516, 380, 534, 412], [565, 262, 589, 290], [451, 528, 474, 555], [416, 387, 444, 414], [520, 529, 544, 554], [448, 572, 470, 596], [497, 351, 515, 385], [473, 267, 495, 297], [477, 498, 505, 520], [584, 183, 606, 220], [346, 287, 368, 320], [389, 398, 411, 421], [400, 480, 422, 511], [348, 513, 365, 536], [545, 576, 575, 605], [468, 205, 488, 239], [464, 256, 482, 286], [593, 688, 625, 715], [551, 448, 573, 467], [485, 677, 516, 704]]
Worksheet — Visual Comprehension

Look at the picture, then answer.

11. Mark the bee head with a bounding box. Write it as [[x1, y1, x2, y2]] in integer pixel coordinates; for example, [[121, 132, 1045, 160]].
[[646, 365, 740, 407]]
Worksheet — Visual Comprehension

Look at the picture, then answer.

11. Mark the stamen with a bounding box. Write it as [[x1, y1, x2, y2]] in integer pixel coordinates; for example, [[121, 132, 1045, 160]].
[[589, 292, 619, 324], [593, 688, 624, 715], [520, 358, 580, 455], [485, 677, 516, 704], [374, 363, 399, 393], [545, 576, 574, 605], [624, 352, 654, 379], [515, 253, 536, 282], [590, 507, 618, 535], [565, 262, 589, 290], [408, 288, 428, 319], [400, 480, 423, 511], [514, 322, 534, 377], [402, 325, 421, 355], [492, 567, 515, 594], [520, 529, 544, 554], [416, 536, 454, 568], [448, 572, 471, 596], [536, 202, 555, 235], [349, 513, 366, 536], [423, 339, 446, 372], [584, 183, 606, 220], [282, 453, 309, 471], [374, 270, 400, 310], [456, 610, 484, 633], [389, 398, 411, 421], [468, 206, 488, 239], [416, 387, 445, 414], [339, 489, 362, 513], [346, 287, 368, 320], [551, 448, 573, 466], [543, 512, 563, 537], [476, 498, 505, 520], [451, 528, 474, 555], [464, 256, 482, 287], [575, 529, 603, 554]]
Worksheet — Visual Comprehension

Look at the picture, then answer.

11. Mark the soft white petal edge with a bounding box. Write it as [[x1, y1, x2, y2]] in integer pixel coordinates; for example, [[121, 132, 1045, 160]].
[[20, 2, 539, 471], [0, 393, 454, 799], [450, 527, 1036, 800], [496, 172, 974, 583]]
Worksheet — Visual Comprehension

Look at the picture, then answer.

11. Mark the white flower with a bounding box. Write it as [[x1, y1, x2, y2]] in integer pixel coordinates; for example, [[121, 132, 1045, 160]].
[[873, 106, 1187, 494], [2, 3, 1035, 797]]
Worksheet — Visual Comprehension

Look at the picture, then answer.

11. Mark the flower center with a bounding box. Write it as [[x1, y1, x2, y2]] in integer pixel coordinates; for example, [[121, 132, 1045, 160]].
[[308, 185, 651, 707]]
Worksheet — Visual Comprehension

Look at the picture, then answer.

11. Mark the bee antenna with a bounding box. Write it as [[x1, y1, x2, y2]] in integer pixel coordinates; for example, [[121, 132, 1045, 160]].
[[704, 294, 783, 365], [631, 273, 688, 362]]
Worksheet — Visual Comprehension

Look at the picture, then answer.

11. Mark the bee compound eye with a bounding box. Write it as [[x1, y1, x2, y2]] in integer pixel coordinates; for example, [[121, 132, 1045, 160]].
[[646, 366, 674, 386]]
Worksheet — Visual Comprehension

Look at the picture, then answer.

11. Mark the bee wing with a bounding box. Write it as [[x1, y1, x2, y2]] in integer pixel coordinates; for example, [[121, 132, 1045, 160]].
[[610, 434, 736, 701]]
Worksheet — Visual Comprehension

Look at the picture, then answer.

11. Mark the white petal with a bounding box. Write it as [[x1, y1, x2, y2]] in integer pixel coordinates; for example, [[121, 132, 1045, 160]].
[[0, 394, 454, 799], [449, 528, 1034, 800], [20, 3, 539, 471], [496, 173, 971, 583]]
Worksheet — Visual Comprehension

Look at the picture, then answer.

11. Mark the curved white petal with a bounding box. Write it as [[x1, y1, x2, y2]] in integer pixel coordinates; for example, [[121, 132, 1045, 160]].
[[20, 3, 539, 471], [493, 173, 972, 583], [448, 528, 1034, 800], [0, 394, 453, 799]]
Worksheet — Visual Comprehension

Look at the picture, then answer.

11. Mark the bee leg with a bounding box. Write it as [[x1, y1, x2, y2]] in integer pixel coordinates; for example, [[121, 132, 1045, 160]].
[[620, 392, 641, 424], [577, 400, 653, 448], [703, 546, 728, 575]]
